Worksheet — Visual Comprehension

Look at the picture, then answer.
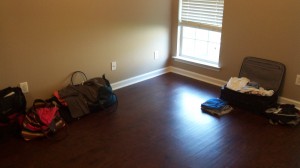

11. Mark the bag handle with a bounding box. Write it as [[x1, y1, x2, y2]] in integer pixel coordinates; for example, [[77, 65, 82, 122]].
[[32, 99, 49, 109], [71, 71, 88, 85]]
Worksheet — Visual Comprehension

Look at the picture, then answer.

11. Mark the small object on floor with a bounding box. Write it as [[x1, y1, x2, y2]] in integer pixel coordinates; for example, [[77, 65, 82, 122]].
[[265, 104, 300, 126], [201, 98, 233, 116]]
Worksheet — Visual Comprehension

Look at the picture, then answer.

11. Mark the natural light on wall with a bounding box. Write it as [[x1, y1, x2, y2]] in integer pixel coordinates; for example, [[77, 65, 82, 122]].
[[174, 0, 224, 70]]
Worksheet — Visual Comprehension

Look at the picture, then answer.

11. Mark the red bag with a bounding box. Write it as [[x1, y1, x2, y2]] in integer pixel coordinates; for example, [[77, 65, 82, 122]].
[[22, 99, 66, 141]]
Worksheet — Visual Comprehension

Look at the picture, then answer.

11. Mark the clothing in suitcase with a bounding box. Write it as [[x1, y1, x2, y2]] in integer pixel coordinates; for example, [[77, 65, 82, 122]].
[[220, 56, 286, 113]]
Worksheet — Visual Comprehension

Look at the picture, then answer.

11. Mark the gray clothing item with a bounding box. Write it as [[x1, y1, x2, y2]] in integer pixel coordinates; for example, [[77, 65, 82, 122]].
[[58, 77, 107, 118]]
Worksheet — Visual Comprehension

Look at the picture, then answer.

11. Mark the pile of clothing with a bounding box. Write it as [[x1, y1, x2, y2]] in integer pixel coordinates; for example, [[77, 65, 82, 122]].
[[226, 77, 274, 96], [265, 104, 300, 126]]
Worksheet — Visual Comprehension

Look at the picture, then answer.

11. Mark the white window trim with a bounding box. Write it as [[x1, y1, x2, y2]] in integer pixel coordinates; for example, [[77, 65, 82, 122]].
[[174, 0, 224, 70], [173, 55, 221, 71]]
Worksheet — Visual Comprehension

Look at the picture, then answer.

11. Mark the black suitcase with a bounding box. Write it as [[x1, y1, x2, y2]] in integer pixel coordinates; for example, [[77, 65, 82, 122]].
[[220, 57, 286, 113]]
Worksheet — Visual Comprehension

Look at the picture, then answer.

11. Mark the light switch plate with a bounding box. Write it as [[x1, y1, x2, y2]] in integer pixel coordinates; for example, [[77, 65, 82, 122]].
[[111, 62, 117, 71]]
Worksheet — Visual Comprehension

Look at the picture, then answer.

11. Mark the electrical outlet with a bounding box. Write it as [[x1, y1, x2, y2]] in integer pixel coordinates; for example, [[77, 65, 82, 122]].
[[296, 75, 300, 86], [154, 50, 159, 60], [20, 82, 29, 93], [111, 61, 117, 71]]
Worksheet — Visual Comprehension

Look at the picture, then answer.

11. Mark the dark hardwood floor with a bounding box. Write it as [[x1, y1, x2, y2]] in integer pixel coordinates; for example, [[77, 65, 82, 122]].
[[1, 73, 300, 168]]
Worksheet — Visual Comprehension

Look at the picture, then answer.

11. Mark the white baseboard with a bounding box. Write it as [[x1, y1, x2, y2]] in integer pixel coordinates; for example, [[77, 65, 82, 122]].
[[169, 66, 227, 86], [278, 97, 300, 110], [111, 66, 300, 109], [111, 67, 171, 90]]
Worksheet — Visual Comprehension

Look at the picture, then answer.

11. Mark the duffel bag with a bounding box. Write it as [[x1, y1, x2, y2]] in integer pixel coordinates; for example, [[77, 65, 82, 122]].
[[57, 71, 118, 119], [0, 87, 26, 124], [0, 87, 26, 138]]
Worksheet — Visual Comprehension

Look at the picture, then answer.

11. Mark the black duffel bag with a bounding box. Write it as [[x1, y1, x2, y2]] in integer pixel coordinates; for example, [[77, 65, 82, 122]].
[[0, 87, 26, 124], [0, 87, 26, 138], [57, 71, 118, 120]]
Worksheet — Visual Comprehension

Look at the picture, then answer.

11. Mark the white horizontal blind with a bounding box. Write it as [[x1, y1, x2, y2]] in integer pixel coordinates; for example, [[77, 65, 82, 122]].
[[180, 0, 224, 32]]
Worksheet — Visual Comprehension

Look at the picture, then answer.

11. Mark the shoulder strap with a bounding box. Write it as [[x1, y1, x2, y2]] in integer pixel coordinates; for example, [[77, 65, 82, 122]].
[[71, 71, 88, 85], [33, 99, 48, 109]]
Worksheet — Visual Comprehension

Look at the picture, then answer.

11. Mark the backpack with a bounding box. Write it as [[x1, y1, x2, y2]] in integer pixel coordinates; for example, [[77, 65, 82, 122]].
[[0, 87, 26, 138], [0, 87, 26, 126], [21, 99, 66, 141]]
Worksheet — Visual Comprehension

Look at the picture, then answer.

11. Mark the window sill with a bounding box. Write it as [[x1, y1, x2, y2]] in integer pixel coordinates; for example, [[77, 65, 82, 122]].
[[173, 56, 221, 71]]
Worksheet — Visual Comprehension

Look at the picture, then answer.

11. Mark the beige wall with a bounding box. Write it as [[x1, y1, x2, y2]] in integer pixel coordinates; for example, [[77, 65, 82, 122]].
[[0, 0, 172, 104], [171, 0, 300, 102]]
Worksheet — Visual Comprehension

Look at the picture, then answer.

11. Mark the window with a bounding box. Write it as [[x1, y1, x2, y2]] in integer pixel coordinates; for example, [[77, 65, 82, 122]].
[[175, 0, 224, 69]]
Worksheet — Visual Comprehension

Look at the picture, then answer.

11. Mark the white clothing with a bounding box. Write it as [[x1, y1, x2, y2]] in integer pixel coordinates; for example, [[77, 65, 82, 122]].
[[226, 77, 250, 91]]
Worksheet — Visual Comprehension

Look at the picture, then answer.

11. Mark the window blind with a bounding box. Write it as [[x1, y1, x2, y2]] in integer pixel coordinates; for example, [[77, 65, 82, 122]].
[[179, 0, 224, 32]]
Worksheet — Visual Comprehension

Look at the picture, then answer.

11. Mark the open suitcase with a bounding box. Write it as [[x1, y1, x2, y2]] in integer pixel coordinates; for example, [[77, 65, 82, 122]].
[[220, 56, 286, 113]]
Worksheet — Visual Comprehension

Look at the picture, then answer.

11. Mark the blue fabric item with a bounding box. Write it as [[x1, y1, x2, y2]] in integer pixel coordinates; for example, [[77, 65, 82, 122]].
[[201, 98, 228, 110]]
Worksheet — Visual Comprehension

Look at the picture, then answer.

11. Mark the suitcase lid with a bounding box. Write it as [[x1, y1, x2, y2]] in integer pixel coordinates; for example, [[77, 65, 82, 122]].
[[238, 57, 285, 92]]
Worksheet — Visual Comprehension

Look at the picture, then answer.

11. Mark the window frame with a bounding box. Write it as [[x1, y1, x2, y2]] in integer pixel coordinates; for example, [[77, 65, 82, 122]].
[[174, 0, 224, 70]]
